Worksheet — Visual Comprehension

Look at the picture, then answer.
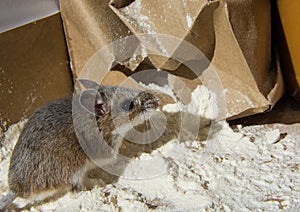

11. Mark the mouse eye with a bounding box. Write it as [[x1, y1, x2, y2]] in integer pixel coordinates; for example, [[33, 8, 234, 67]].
[[129, 101, 135, 110], [122, 99, 135, 111]]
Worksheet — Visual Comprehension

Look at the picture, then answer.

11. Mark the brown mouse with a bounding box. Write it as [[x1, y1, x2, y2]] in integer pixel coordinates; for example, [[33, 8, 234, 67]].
[[0, 83, 164, 210], [0, 81, 211, 210]]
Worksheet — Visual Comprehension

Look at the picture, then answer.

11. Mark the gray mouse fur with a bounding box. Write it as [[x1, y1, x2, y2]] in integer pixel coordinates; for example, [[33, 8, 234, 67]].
[[0, 85, 161, 210], [0, 82, 212, 210]]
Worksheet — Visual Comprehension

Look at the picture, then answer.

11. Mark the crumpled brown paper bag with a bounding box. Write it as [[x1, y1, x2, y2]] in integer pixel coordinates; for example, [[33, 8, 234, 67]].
[[60, 0, 284, 120]]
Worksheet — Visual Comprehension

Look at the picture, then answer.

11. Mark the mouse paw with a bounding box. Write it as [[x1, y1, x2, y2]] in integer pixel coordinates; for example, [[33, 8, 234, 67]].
[[72, 178, 105, 192], [71, 183, 87, 192]]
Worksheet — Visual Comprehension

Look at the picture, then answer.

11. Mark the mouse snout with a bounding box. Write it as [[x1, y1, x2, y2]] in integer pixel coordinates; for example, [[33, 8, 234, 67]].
[[153, 99, 160, 108], [141, 98, 160, 111]]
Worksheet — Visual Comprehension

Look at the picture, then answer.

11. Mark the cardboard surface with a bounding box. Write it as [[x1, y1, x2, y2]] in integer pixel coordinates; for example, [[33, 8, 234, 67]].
[[277, 0, 300, 102], [0, 14, 73, 130], [60, 0, 284, 120], [60, 0, 133, 80]]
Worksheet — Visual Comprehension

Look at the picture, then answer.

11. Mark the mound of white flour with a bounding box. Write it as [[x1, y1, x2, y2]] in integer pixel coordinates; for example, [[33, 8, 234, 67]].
[[0, 86, 299, 211]]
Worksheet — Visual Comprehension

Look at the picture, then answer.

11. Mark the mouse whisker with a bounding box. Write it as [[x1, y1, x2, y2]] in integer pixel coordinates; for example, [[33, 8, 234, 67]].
[[142, 113, 149, 152], [148, 115, 161, 149]]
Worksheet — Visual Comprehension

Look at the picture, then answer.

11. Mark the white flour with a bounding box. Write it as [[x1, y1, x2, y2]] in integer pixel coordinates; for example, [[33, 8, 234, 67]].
[[0, 86, 299, 211]]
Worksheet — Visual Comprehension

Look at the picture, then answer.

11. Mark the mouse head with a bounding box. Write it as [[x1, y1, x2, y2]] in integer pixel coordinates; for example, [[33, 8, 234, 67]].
[[78, 83, 160, 120], [98, 86, 160, 120]]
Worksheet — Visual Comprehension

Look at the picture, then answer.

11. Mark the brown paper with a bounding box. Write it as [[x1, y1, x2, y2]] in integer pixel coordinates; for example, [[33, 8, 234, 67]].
[[0, 14, 73, 131], [60, 0, 284, 120], [60, 0, 135, 79]]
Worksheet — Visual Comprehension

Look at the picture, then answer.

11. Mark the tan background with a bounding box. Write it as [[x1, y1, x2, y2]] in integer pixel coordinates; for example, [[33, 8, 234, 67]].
[[0, 14, 73, 131]]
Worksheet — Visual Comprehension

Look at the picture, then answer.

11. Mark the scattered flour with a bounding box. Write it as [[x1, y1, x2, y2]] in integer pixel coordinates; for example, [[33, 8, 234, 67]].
[[181, 0, 193, 28], [117, 0, 170, 57], [161, 85, 219, 119], [0, 120, 27, 192], [0, 86, 299, 211]]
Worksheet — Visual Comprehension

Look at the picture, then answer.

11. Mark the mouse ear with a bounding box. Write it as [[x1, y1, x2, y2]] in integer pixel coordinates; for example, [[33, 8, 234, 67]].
[[79, 89, 107, 117], [77, 79, 100, 89], [94, 92, 107, 117]]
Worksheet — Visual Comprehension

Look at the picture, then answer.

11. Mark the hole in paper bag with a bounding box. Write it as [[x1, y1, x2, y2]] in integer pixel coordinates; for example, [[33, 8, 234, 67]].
[[110, 0, 135, 9]]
